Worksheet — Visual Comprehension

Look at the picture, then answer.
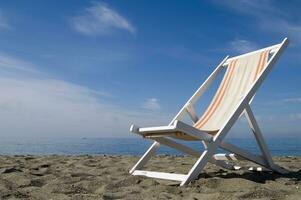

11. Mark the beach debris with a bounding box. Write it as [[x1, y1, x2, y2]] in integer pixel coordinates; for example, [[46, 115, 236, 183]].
[[102, 191, 127, 199], [30, 167, 48, 176], [0, 166, 22, 174]]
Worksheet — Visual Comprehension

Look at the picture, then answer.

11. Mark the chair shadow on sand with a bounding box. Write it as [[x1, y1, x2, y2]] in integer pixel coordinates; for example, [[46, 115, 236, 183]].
[[198, 169, 301, 184]]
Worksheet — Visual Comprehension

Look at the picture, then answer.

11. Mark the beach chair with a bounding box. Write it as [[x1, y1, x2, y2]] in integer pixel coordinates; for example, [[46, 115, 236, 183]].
[[130, 38, 289, 186]]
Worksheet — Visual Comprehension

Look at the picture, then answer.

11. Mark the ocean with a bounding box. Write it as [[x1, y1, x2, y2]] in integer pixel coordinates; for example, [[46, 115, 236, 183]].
[[0, 137, 300, 156]]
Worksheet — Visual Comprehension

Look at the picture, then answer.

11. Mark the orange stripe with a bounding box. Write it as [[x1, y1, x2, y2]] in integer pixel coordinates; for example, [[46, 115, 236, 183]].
[[194, 61, 234, 128], [195, 61, 235, 127], [253, 50, 269, 81], [253, 52, 264, 81], [195, 60, 237, 129], [259, 51, 268, 74], [196, 60, 236, 128]]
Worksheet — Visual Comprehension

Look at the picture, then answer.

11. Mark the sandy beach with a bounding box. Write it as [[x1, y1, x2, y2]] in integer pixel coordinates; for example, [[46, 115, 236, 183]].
[[0, 155, 300, 200]]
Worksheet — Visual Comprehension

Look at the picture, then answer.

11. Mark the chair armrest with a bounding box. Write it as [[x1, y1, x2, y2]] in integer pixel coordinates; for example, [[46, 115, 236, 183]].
[[130, 124, 176, 134], [174, 120, 213, 142], [130, 121, 213, 142]]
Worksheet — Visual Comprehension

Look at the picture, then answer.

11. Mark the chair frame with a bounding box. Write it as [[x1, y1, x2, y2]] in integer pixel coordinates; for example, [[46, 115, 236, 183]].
[[129, 38, 289, 186]]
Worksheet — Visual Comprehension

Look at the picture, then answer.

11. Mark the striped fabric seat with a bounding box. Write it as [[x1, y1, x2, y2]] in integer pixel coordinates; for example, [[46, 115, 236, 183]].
[[194, 50, 269, 134]]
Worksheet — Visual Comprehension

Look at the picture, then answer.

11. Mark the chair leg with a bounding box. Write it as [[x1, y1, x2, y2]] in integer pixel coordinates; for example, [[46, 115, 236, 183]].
[[244, 105, 284, 172], [129, 141, 160, 174], [245, 106, 274, 164], [181, 142, 220, 186], [203, 141, 236, 170], [181, 103, 254, 185]]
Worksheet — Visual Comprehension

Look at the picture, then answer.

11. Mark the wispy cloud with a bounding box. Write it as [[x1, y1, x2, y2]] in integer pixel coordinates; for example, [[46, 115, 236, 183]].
[[259, 18, 301, 44], [216, 0, 283, 17], [141, 98, 161, 111], [0, 10, 10, 30], [267, 97, 301, 105], [281, 97, 301, 103], [216, 0, 301, 44], [71, 2, 136, 36], [289, 113, 301, 121], [228, 39, 259, 54], [0, 53, 169, 137], [0, 53, 40, 74]]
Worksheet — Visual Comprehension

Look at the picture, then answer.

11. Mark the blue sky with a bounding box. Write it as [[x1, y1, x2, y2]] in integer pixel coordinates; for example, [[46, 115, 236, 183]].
[[0, 0, 300, 138]]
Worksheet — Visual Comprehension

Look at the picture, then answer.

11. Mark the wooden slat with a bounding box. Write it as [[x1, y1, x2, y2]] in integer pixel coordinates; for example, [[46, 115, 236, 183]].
[[154, 137, 201, 157], [139, 125, 176, 133], [133, 170, 186, 182], [129, 142, 160, 174], [155, 137, 237, 170], [223, 44, 281, 66], [185, 103, 199, 123], [213, 153, 244, 161], [219, 142, 268, 167]]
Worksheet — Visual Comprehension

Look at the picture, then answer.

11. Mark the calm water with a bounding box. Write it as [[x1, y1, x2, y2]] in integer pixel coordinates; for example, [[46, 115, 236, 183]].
[[0, 137, 300, 156]]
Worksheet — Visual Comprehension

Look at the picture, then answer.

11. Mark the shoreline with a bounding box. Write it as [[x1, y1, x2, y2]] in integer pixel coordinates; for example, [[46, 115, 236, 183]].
[[0, 155, 300, 199]]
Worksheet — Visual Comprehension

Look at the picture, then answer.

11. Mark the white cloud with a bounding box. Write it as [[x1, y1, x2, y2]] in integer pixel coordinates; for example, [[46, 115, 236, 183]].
[[71, 2, 136, 36], [0, 54, 169, 137], [141, 98, 161, 111], [229, 39, 259, 54]]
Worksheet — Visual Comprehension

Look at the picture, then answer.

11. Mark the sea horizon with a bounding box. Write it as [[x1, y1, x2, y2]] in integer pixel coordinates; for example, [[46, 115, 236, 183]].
[[0, 137, 300, 156]]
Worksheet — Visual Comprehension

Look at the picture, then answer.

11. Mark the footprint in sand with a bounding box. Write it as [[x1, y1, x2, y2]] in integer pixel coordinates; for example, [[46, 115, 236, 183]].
[[30, 164, 50, 176]]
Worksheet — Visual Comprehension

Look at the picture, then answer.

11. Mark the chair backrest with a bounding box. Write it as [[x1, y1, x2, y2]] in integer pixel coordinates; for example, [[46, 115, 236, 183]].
[[194, 46, 279, 133]]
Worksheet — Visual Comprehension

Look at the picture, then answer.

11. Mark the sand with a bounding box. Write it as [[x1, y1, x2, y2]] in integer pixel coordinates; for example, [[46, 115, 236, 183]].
[[0, 155, 300, 200]]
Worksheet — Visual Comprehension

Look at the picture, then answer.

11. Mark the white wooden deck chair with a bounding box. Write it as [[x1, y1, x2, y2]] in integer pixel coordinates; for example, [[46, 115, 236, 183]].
[[130, 38, 289, 186]]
